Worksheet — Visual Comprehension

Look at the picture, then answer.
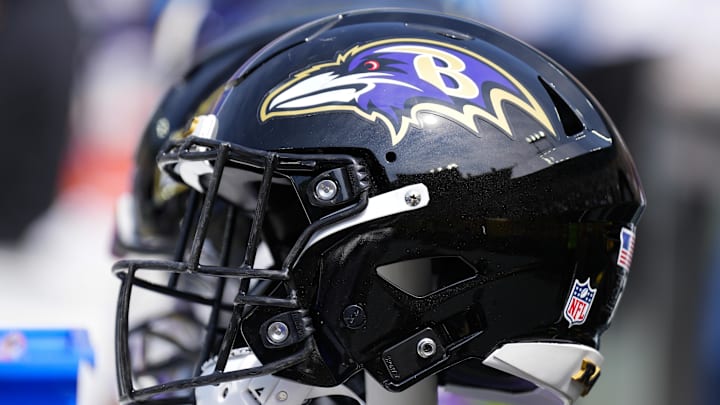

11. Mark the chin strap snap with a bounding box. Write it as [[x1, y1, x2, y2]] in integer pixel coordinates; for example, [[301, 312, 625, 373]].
[[571, 358, 601, 396]]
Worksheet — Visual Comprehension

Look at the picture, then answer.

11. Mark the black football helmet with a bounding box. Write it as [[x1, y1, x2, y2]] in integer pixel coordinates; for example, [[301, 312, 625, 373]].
[[113, 9, 645, 404]]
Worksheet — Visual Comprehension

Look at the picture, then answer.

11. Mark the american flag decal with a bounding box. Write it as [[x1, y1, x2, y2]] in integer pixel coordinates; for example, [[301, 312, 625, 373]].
[[564, 278, 596, 327], [617, 227, 635, 271]]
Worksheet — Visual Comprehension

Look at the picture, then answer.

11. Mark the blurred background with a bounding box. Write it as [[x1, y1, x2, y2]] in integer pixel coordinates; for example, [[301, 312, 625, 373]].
[[0, 0, 718, 404]]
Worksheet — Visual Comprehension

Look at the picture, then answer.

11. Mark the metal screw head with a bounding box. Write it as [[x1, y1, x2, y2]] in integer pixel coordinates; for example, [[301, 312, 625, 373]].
[[342, 304, 366, 329], [405, 190, 422, 207], [276, 391, 288, 402], [315, 179, 338, 201], [267, 321, 289, 344], [155, 117, 170, 138], [417, 337, 437, 358]]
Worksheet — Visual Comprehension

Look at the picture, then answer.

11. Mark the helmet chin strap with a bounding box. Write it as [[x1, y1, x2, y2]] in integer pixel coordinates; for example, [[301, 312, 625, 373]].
[[482, 342, 604, 404], [195, 348, 364, 405]]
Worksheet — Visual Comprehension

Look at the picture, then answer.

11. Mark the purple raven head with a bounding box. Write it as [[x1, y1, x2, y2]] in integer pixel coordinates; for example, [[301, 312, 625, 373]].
[[260, 38, 555, 145]]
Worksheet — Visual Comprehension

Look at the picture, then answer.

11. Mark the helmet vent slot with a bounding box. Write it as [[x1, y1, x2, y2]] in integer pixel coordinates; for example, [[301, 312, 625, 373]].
[[539, 77, 585, 136], [376, 256, 477, 298]]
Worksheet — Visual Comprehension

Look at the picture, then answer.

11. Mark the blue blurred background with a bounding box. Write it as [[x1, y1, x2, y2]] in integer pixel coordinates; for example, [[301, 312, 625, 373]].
[[0, 0, 719, 404]]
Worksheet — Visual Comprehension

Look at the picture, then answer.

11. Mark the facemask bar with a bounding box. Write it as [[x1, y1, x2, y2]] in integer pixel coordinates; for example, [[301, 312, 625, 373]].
[[113, 136, 370, 403]]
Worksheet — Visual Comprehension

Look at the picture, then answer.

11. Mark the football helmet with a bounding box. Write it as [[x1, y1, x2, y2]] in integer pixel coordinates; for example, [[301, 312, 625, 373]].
[[113, 9, 645, 404]]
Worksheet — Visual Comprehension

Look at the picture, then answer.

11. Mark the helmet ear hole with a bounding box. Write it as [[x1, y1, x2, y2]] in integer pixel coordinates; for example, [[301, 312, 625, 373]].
[[385, 151, 397, 163], [376, 256, 477, 298]]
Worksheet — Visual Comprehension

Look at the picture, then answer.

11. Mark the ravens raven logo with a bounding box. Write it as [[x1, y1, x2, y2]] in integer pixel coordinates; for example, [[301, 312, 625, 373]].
[[260, 38, 555, 145]]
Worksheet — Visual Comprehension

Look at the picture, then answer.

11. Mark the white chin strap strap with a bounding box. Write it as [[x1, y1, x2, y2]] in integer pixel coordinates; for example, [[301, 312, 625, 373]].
[[482, 342, 604, 404], [195, 348, 364, 405]]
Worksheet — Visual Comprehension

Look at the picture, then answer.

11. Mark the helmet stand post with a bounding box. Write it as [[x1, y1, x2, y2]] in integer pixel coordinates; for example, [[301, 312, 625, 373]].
[[366, 372, 438, 405], [365, 259, 438, 405]]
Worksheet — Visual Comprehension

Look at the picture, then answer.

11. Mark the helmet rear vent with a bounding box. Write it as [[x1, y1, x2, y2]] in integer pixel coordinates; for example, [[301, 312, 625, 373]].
[[539, 77, 584, 136], [376, 256, 477, 298]]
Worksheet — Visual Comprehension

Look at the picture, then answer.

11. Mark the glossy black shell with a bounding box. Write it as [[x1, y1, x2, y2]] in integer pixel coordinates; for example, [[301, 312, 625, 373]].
[[209, 9, 645, 390]]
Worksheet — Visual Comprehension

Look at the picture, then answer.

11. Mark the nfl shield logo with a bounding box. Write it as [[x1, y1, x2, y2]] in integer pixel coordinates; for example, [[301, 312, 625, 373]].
[[564, 278, 597, 327]]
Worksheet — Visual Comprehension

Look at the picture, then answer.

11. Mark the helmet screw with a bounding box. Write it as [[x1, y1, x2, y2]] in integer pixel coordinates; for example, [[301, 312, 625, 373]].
[[417, 337, 437, 359], [267, 321, 289, 344], [315, 179, 338, 201], [276, 391, 288, 401], [342, 304, 366, 329], [405, 190, 422, 207], [155, 117, 170, 138]]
